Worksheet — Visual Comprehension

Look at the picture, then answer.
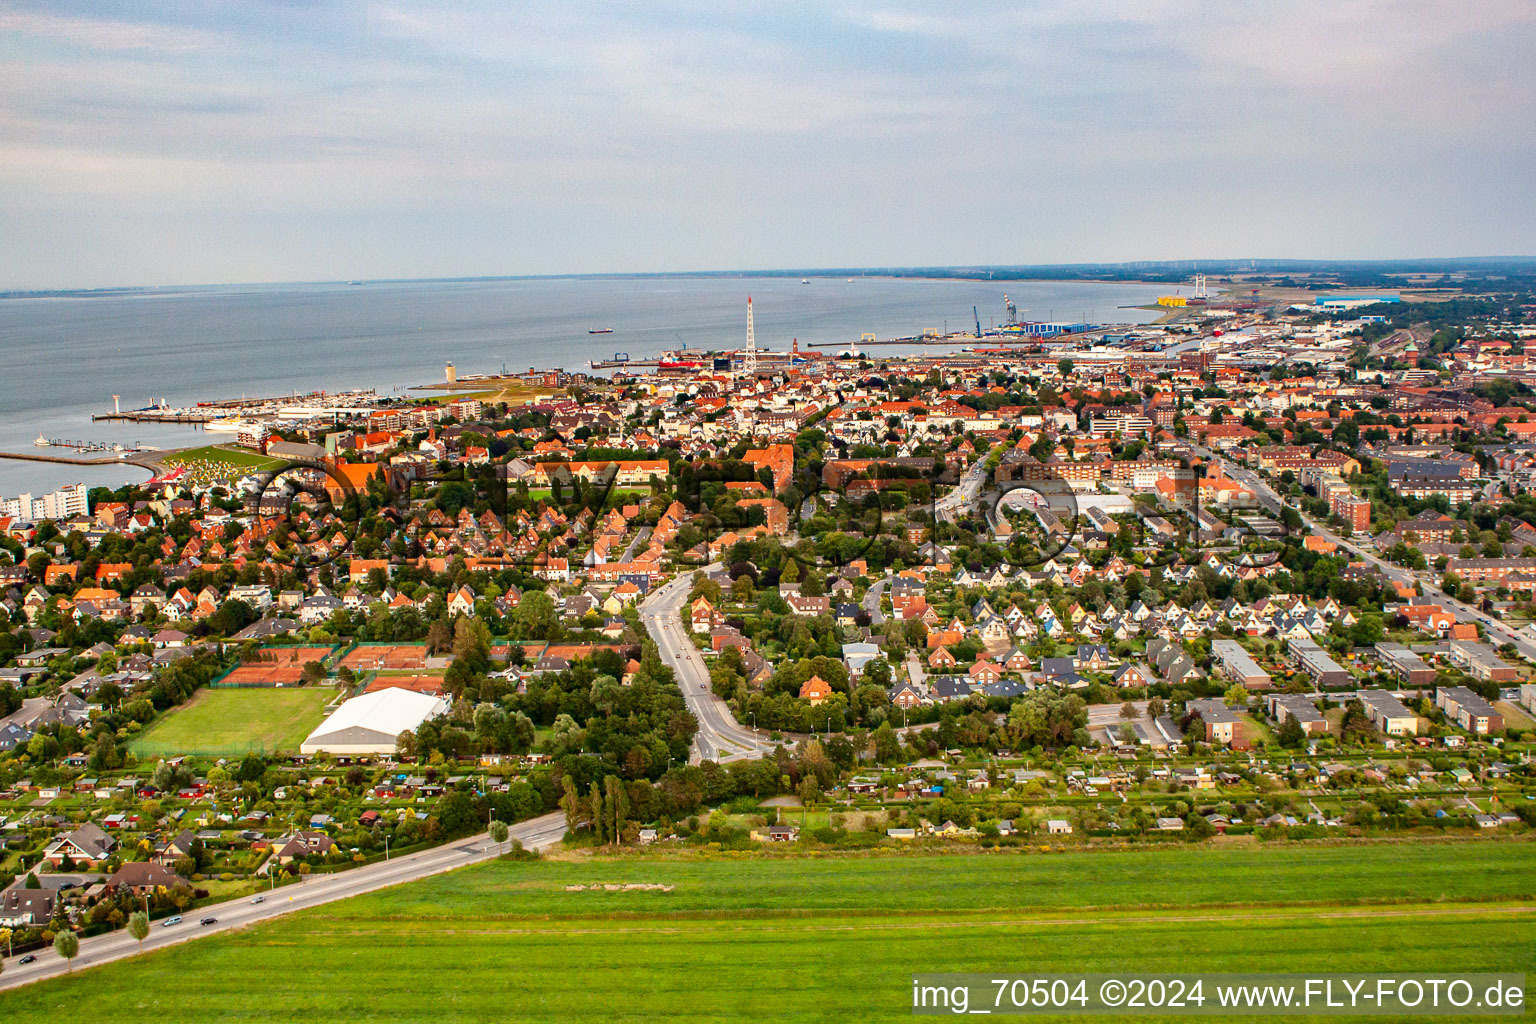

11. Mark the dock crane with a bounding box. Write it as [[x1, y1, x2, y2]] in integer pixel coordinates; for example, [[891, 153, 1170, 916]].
[[974, 306, 982, 338]]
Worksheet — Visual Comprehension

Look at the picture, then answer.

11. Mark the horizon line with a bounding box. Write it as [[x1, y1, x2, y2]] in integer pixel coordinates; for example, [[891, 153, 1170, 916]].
[[3, 255, 1534, 298]]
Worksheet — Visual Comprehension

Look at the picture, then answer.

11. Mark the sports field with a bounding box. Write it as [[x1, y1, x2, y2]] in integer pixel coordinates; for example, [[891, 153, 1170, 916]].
[[6, 841, 1532, 1022], [340, 643, 429, 671], [128, 686, 334, 757]]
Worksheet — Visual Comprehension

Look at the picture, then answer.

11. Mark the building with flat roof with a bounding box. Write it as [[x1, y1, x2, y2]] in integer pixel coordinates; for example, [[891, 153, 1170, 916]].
[[1287, 636, 1351, 689], [1266, 694, 1327, 734], [1213, 639, 1272, 689], [1436, 685, 1503, 734], [1359, 690, 1418, 736], [1375, 642, 1435, 686], [1448, 640, 1519, 682]]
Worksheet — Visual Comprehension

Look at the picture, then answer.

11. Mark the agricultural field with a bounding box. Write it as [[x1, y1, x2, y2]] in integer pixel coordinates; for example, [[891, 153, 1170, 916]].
[[129, 686, 334, 757], [7, 841, 1532, 1022]]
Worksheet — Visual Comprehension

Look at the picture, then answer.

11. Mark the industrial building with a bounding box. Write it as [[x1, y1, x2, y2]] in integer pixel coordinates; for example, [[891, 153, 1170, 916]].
[[300, 688, 450, 755]]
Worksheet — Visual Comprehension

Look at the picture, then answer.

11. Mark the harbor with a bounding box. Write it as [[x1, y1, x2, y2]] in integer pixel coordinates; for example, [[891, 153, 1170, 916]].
[[33, 436, 161, 453], [92, 410, 216, 424]]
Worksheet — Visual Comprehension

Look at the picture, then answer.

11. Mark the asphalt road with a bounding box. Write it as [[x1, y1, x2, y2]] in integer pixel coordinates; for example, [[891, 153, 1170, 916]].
[[935, 456, 990, 522], [862, 574, 889, 627], [0, 811, 567, 992], [639, 567, 765, 763]]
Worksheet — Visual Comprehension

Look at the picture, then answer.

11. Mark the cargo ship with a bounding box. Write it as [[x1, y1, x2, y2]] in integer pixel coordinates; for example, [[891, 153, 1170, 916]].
[[588, 327, 614, 335]]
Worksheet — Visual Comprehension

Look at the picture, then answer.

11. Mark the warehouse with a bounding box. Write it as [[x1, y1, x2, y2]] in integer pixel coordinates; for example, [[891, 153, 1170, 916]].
[[300, 688, 450, 755]]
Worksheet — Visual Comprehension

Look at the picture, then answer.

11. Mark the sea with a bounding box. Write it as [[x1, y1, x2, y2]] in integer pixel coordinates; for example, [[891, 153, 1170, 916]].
[[0, 275, 1169, 496]]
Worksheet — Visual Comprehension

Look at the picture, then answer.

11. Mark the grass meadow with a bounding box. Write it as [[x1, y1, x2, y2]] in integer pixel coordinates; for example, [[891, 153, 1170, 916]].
[[129, 686, 333, 757], [6, 840, 1532, 1022]]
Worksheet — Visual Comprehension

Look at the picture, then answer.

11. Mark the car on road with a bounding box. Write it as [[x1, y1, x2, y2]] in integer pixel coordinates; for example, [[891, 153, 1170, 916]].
[[200, 917, 218, 926], [19, 954, 36, 964], [162, 915, 182, 927], [251, 895, 266, 904]]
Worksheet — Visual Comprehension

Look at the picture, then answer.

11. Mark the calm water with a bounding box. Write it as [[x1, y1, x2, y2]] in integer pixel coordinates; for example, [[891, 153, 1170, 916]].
[[0, 275, 1167, 494]]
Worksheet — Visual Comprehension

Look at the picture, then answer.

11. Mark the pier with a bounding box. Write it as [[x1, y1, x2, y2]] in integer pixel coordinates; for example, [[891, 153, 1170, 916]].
[[35, 439, 159, 454], [93, 411, 214, 424], [0, 450, 169, 473]]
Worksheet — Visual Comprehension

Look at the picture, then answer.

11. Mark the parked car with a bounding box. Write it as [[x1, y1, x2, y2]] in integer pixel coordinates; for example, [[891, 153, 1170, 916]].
[[200, 917, 218, 926], [162, 915, 182, 927]]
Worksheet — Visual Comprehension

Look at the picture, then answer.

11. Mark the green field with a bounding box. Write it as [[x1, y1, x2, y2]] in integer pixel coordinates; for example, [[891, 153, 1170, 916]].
[[164, 444, 284, 469], [7, 841, 1533, 1022], [129, 687, 333, 757]]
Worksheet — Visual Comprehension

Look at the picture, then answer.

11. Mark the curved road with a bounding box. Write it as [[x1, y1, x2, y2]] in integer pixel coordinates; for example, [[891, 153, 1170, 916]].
[[640, 568, 766, 763], [0, 811, 566, 992]]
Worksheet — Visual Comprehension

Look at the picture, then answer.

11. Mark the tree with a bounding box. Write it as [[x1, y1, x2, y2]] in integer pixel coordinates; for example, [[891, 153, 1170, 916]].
[[560, 774, 582, 831], [1146, 697, 1166, 720], [53, 929, 79, 971], [1276, 715, 1305, 749], [1119, 701, 1138, 720], [1223, 684, 1249, 707], [488, 819, 509, 854], [513, 591, 559, 640], [127, 910, 150, 952], [797, 776, 821, 810], [605, 774, 630, 844]]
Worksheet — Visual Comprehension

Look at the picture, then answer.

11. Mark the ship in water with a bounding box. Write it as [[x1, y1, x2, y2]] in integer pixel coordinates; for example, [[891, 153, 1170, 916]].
[[205, 416, 250, 433], [33, 434, 48, 446], [588, 327, 614, 334]]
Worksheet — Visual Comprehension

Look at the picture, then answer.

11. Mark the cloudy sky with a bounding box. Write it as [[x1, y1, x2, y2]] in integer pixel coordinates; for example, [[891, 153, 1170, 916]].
[[1, 1, 1532, 288]]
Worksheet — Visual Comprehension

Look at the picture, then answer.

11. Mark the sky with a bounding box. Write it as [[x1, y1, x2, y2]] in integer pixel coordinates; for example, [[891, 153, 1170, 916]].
[[0, 0, 1533, 289]]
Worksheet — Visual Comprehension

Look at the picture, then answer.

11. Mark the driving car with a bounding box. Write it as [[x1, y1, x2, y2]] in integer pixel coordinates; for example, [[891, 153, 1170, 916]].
[[162, 915, 183, 927], [251, 895, 266, 904], [200, 917, 218, 926], [19, 954, 36, 964]]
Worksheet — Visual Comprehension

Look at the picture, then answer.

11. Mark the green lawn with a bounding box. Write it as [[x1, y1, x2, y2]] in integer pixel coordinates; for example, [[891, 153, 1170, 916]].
[[129, 686, 333, 757], [6, 841, 1532, 1022], [165, 444, 284, 469]]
